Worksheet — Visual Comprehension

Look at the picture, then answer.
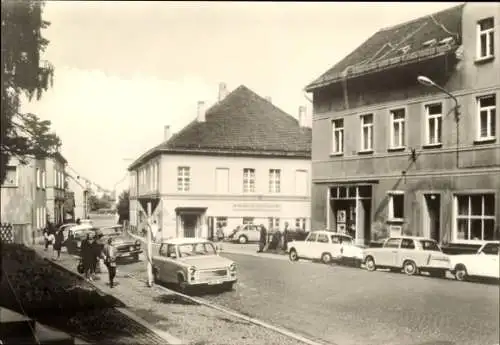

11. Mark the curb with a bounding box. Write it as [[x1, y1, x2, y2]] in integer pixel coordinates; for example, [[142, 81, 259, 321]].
[[39, 251, 183, 345]]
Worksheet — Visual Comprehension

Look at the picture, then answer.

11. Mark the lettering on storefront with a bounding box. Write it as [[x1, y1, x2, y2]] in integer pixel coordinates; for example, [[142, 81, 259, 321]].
[[232, 203, 281, 212]]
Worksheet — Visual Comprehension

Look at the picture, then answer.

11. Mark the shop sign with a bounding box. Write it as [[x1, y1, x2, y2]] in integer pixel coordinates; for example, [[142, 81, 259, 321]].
[[232, 203, 281, 212]]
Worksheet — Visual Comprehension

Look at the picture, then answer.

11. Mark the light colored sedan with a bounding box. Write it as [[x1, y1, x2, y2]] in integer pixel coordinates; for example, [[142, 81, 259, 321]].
[[363, 236, 450, 277], [152, 238, 238, 292], [449, 241, 499, 281], [287, 230, 365, 266], [231, 224, 261, 244]]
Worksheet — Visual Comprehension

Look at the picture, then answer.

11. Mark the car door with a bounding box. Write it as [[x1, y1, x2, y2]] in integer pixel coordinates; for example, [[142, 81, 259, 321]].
[[478, 243, 500, 278], [301, 232, 318, 259], [329, 235, 343, 258], [398, 238, 417, 267], [315, 233, 331, 260], [378, 238, 402, 267], [249, 225, 261, 242]]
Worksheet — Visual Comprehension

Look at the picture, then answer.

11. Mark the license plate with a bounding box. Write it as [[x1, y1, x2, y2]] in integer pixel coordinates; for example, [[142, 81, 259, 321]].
[[208, 280, 222, 285]]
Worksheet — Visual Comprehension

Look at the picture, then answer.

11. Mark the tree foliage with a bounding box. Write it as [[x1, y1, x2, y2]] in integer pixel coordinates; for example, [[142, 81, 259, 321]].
[[116, 190, 130, 225], [1, 0, 61, 183], [88, 193, 113, 211]]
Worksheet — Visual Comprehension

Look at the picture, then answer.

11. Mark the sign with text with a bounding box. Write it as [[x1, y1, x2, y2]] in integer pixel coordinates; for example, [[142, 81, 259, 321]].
[[232, 203, 281, 212]]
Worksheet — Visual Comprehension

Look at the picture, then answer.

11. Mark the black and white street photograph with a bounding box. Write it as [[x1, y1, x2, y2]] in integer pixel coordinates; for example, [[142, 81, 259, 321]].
[[1, 1, 499, 345]]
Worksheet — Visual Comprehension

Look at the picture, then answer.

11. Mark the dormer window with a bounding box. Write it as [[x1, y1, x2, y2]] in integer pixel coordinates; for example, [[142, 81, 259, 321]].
[[422, 39, 437, 47]]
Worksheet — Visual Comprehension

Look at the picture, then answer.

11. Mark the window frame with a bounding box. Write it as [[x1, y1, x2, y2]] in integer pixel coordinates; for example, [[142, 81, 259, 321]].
[[268, 169, 281, 193], [389, 108, 406, 149], [331, 118, 344, 154], [476, 17, 495, 61], [295, 218, 306, 231], [268, 217, 280, 231], [476, 94, 496, 142], [2, 165, 19, 187], [242, 217, 254, 226], [317, 233, 329, 243], [424, 102, 443, 146], [360, 114, 374, 152], [243, 168, 256, 193], [387, 191, 405, 221], [36, 168, 41, 189], [177, 166, 191, 192], [384, 238, 402, 249], [453, 193, 496, 244]]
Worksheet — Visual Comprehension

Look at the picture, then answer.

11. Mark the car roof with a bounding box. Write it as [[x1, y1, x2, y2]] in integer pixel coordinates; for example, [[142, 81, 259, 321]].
[[161, 237, 213, 245], [387, 236, 437, 241], [310, 230, 353, 238], [71, 224, 95, 232]]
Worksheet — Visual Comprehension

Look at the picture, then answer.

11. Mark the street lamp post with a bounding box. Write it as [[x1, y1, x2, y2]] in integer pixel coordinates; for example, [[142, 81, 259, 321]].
[[417, 75, 461, 168]]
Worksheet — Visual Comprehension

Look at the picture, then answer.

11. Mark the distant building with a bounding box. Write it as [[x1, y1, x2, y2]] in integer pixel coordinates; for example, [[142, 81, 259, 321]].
[[45, 152, 67, 225], [66, 175, 89, 221], [306, 3, 500, 247], [128, 84, 312, 239]]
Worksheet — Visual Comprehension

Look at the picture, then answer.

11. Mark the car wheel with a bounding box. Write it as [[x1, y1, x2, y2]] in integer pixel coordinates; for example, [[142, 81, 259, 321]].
[[365, 256, 376, 272], [454, 264, 468, 282], [321, 252, 332, 264], [289, 249, 299, 262], [238, 235, 248, 244], [403, 260, 418, 276]]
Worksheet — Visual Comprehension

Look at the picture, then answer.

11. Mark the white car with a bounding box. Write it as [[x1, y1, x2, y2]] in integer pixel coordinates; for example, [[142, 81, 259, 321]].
[[287, 230, 364, 266], [449, 241, 499, 281]]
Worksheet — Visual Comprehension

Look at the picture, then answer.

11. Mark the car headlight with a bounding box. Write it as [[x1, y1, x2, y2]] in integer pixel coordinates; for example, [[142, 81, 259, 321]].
[[135, 240, 141, 247], [229, 263, 237, 272], [188, 266, 196, 275]]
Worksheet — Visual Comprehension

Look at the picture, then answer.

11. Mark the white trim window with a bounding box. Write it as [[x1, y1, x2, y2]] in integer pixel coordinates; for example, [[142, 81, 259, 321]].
[[390, 108, 406, 148], [216, 217, 228, 229], [268, 169, 281, 193], [388, 191, 404, 221], [242, 217, 254, 225], [243, 168, 255, 193], [332, 119, 344, 154], [36, 168, 41, 188], [425, 103, 442, 145], [360, 114, 374, 151], [42, 170, 46, 189], [455, 194, 495, 242], [477, 94, 496, 140], [477, 17, 494, 60], [295, 218, 306, 231], [3, 166, 18, 186], [268, 217, 280, 231], [177, 166, 190, 192]]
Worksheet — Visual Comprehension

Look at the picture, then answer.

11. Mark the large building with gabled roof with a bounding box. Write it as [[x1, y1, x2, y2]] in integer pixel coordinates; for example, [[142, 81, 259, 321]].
[[128, 83, 312, 240], [306, 3, 500, 248]]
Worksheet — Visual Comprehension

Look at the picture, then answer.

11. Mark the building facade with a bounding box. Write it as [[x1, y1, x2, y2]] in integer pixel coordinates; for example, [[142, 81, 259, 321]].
[[66, 175, 89, 221], [45, 152, 67, 225], [306, 3, 500, 246], [129, 84, 312, 239]]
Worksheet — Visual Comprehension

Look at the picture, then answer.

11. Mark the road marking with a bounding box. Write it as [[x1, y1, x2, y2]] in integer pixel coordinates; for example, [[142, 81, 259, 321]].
[[126, 273, 333, 345]]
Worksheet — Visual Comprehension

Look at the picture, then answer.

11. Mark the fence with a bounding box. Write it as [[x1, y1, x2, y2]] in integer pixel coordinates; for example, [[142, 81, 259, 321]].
[[0, 223, 33, 245]]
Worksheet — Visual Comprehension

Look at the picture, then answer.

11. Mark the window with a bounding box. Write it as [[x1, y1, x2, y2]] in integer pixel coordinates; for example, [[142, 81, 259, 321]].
[[216, 217, 228, 229], [177, 166, 190, 192], [384, 238, 401, 248], [295, 170, 308, 195], [419, 240, 441, 252], [268, 217, 280, 231], [306, 233, 317, 242], [401, 238, 415, 249], [317, 233, 329, 243], [42, 170, 46, 189], [268, 169, 281, 193], [215, 168, 229, 193], [455, 194, 495, 241], [477, 94, 496, 140], [332, 119, 344, 154], [425, 103, 442, 145], [242, 217, 254, 225], [388, 192, 404, 220], [3, 166, 18, 186], [331, 235, 341, 244], [243, 168, 255, 193], [341, 236, 353, 244], [390, 108, 406, 148], [54, 171, 58, 188], [477, 17, 494, 60], [295, 218, 306, 231], [481, 243, 499, 255], [360, 114, 374, 151], [36, 168, 41, 188]]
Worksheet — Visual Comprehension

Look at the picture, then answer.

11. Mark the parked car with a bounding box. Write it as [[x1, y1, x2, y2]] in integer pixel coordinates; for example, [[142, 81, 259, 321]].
[[231, 224, 261, 244], [363, 236, 450, 277], [152, 238, 237, 292], [449, 241, 499, 281], [99, 225, 142, 261], [57, 223, 78, 241], [287, 230, 365, 266], [65, 224, 96, 254]]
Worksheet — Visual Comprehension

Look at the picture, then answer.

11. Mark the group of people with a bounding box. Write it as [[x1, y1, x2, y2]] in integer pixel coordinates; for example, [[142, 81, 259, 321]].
[[257, 222, 290, 253], [80, 232, 117, 288]]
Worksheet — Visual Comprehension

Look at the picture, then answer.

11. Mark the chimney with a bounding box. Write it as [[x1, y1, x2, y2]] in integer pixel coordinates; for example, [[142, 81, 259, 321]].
[[218, 82, 228, 102], [265, 96, 272, 103], [164, 125, 171, 142], [197, 101, 206, 122], [298, 105, 307, 127]]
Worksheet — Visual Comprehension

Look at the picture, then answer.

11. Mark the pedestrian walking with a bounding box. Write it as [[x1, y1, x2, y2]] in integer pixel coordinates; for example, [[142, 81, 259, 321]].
[[81, 233, 93, 280], [282, 222, 290, 251], [52, 229, 64, 260], [103, 237, 117, 288], [257, 224, 267, 253], [89, 234, 101, 278]]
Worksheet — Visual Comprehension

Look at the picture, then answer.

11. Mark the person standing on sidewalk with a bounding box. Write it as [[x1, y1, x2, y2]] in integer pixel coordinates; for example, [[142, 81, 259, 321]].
[[52, 229, 64, 260], [257, 225, 267, 253], [81, 233, 93, 280], [282, 222, 290, 251], [103, 237, 117, 288]]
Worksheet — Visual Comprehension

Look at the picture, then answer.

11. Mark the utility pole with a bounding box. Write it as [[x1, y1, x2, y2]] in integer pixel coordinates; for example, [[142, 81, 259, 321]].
[[146, 202, 153, 287]]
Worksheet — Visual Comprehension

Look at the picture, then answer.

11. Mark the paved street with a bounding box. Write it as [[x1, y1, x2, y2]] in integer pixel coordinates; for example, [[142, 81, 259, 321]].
[[120, 248, 499, 345]]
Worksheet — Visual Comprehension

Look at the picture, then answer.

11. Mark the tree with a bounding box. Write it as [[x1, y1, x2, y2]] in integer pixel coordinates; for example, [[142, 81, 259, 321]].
[[116, 190, 130, 225], [1, 0, 61, 184]]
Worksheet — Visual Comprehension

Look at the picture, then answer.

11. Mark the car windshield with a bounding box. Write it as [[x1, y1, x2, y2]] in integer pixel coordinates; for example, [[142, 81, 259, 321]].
[[419, 240, 441, 251], [178, 242, 217, 257]]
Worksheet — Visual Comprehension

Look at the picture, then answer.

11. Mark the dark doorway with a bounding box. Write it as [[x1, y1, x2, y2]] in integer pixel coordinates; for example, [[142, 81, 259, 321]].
[[182, 214, 198, 238], [424, 194, 441, 241]]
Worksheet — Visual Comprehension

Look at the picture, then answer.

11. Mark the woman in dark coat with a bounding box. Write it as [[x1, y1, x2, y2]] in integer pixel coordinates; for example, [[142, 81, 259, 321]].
[[257, 225, 267, 253], [52, 229, 64, 260], [81, 233, 93, 280]]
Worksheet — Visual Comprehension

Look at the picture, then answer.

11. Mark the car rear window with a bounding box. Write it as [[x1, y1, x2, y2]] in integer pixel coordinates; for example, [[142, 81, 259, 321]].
[[419, 240, 441, 251]]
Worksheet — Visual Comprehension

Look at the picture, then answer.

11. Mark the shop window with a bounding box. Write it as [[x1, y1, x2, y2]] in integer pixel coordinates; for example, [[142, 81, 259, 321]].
[[455, 194, 495, 242]]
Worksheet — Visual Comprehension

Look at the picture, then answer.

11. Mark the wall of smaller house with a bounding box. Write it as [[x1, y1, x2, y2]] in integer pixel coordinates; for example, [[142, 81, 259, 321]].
[[67, 178, 87, 220]]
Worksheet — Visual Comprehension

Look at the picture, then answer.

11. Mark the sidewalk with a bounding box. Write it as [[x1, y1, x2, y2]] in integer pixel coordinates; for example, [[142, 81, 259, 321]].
[[34, 244, 307, 345]]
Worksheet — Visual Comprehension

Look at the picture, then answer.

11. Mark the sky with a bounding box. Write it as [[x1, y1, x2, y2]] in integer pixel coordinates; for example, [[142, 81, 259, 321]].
[[21, 1, 461, 194]]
